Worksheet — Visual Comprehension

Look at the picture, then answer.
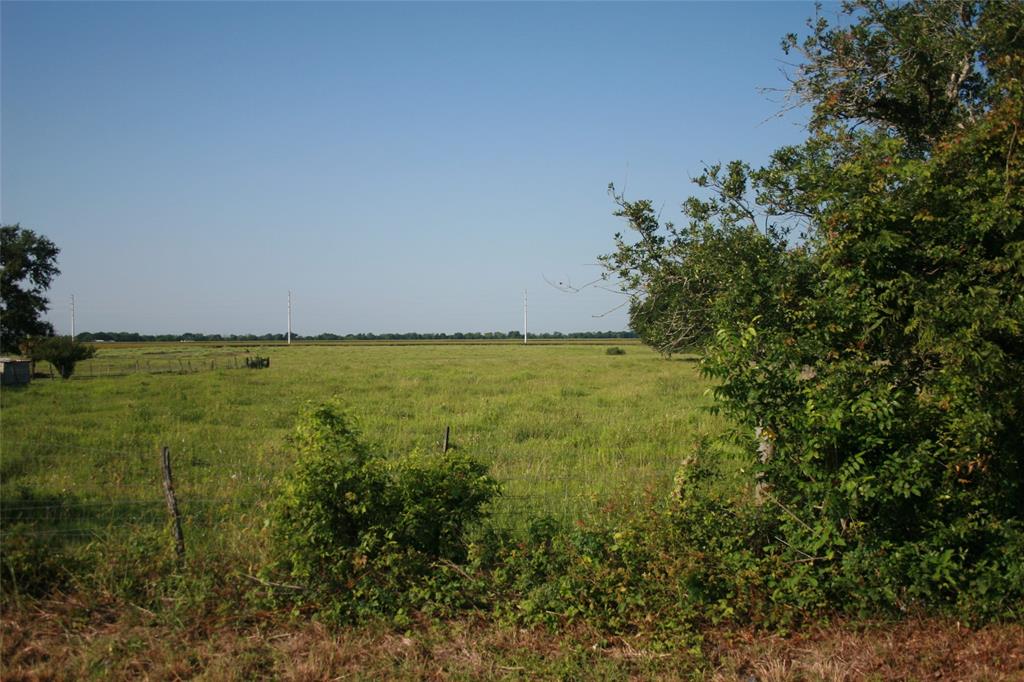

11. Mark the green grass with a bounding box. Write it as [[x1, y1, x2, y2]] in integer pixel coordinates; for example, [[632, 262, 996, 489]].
[[1, 341, 729, 539]]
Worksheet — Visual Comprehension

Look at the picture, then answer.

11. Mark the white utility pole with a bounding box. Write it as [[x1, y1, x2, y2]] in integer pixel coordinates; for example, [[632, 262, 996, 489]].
[[523, 289, 528, 345], [70, 294, 76, 339], [287, 290, 292, 345]]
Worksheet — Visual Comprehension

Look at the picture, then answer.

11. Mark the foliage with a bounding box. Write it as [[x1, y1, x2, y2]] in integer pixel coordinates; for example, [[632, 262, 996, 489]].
[[269, 400, 498, 621], [0, 225, 60, 353], [605, 346, 626, 355], [602, 180, 815, 356], [603, 0, 1024, 619], [30, 336, 97, 379]]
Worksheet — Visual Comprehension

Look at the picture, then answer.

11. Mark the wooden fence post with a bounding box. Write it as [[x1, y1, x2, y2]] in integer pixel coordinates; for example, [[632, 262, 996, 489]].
[[161, 447, 186, 562], [442, 425, 451, 453]]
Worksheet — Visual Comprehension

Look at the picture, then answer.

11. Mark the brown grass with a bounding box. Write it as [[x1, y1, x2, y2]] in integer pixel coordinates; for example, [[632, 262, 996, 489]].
[[706, 618, 1024, 681], [3, 597, 1022, 681]]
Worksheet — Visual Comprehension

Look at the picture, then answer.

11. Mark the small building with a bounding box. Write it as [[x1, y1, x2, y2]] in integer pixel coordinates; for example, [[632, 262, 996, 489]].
[[0, 358, 32, 386]]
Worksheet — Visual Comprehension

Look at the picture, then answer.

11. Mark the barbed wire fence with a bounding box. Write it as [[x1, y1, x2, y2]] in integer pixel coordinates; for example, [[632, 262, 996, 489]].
[[29, 352, 254, 380], [0, 437, 678, 549]]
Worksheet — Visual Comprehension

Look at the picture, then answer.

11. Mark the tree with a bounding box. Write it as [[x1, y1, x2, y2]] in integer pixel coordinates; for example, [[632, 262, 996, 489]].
[[30, 336, 96, 379], [1, 225, 60, 353], [606, 0, 1024, 614], [603, 177, 815, 355]]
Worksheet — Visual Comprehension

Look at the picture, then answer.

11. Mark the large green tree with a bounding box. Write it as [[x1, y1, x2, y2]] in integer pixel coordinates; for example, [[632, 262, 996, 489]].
[[607, 0, 1024, 615], [1, 225, 61, 353]]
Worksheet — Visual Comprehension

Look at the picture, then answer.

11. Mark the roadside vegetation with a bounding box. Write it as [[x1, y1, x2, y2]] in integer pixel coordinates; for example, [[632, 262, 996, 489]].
[[3, 1, 1022, 678]]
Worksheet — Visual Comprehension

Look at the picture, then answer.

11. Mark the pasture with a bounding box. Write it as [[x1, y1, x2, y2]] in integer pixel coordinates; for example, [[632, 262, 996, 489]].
[[5, 342, 1023, 682], [1, 340, 729, 544]]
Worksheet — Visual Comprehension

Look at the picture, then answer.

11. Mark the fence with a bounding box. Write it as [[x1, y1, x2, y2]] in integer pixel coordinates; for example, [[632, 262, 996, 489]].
[[32, 353, 253, 380], [0, 438, 677, 548]]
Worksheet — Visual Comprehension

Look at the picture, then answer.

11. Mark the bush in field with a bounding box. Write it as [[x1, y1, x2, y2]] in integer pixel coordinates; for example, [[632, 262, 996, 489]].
[[30, 336, 96, 379], [270, 401, 498, 620], [605, 346, 626, 355]]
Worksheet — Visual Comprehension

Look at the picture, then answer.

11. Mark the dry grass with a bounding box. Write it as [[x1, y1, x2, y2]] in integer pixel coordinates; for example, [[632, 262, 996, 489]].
[[4, 598, 1022, 681], [706, 618, 1024, 681]]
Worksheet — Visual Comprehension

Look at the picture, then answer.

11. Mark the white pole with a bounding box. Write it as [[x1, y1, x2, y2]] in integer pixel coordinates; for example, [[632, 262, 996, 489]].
[[70, 294, 76, 339], [523, 289, 528, 345], [287, 290, 292, 345]]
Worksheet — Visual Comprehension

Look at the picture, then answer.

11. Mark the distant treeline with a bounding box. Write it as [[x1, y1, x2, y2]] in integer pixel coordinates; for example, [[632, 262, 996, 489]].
[[75, 330, 638, 343]]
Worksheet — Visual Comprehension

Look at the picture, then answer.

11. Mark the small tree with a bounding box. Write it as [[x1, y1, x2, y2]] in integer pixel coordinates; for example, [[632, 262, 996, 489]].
[[32, 337, 96, 379]]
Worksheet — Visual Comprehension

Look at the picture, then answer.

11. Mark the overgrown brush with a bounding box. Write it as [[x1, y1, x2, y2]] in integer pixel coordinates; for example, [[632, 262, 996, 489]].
[[266, 400, 498, 623]]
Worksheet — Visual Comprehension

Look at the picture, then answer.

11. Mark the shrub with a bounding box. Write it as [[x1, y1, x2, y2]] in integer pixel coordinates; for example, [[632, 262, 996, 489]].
[[269, 401, 498, 620], [29, 336, 96, 379], [470, 445, 767, 639], [391, 449, 499, 562], [272, 404, 393, 584], [605, 346, 626, 355]]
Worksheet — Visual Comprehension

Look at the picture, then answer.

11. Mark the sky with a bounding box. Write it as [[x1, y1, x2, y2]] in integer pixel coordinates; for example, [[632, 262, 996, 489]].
[[2, 1, 822, 335]]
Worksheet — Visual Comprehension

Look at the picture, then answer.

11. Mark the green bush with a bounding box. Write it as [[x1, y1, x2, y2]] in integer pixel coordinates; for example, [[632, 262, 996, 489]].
[[29, 336, 96, 379], [473, 448, 772, 640], [269, 401, 498, 621], [605, 346, 626, 355]]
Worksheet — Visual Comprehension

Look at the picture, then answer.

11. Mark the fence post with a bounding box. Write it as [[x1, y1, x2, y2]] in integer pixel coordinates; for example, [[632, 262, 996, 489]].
[[161, 447, 186, 562], [442, 425, 450, 453]]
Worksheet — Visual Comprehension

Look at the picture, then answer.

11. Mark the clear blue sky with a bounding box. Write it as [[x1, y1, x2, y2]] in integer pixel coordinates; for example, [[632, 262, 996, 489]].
[[2, 1, 821, 335]]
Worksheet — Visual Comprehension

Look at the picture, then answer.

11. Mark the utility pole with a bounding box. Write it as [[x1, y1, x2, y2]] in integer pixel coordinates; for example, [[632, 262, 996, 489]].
[[523, 289, 528, 345], [287, 290, 292, 345], [70, 294, 76, 339]]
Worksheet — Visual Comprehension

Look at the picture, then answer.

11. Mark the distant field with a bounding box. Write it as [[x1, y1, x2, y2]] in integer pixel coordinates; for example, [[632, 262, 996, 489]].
[[1, 340, 731, 543]]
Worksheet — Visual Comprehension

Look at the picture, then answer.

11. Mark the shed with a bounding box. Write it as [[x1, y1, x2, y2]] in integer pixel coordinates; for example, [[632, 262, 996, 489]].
[[0, 358, 32, 386]]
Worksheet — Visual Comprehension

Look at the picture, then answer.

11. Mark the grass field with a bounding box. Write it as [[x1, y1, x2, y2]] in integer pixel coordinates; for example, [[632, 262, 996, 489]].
[[1, 340, 730, 542], [6, 341, 1023, 681]]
